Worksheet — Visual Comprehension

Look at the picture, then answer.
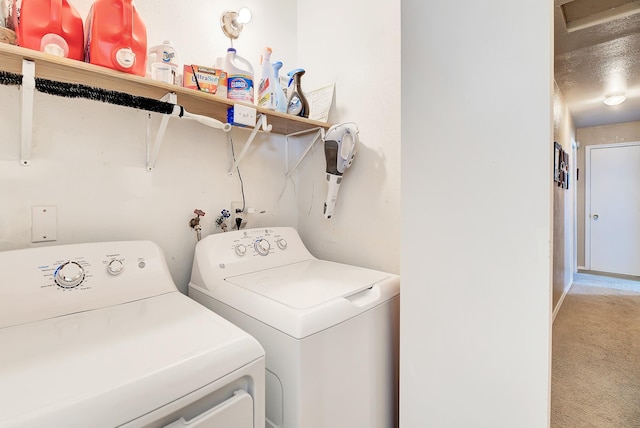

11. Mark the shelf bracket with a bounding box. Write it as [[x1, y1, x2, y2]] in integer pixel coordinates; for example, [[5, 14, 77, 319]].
[[20, 59, 35, 166], [285, 127, 325, 178], [227, 113, 272, 173], [146, 92, 177, 171]]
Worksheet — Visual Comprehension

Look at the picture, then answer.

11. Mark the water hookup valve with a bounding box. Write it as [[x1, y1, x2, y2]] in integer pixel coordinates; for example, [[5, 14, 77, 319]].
[[214, 209, 231, 232], [189, 209, 206, 240]]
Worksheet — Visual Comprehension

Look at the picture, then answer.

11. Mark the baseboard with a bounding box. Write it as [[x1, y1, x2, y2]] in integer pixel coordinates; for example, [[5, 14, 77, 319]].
[[552, 284, 571, 323]]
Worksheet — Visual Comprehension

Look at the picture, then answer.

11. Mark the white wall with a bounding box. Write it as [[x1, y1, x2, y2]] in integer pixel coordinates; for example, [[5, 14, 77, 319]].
[[0, 0, 299, 293], [552, 82, 576, 315], [401, 1, 553, 427], [294, 0, 401, 274]]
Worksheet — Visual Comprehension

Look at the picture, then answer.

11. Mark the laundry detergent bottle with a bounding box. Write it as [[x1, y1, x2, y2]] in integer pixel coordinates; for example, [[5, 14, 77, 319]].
[[272, 60, 287, 113], [286, 68, 309, 118], [84, 0, 147, 76], [15, 0, 85, 60], [225, 47, 254, 103], [147, 40, 180, 84]]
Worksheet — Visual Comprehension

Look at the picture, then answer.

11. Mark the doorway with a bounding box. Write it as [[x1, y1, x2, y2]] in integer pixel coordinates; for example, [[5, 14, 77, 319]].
[[585, 142, 640, 277]]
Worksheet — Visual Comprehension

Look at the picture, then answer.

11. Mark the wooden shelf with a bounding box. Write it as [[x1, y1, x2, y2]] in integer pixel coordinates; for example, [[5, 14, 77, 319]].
[[0, 42, 330, 135]]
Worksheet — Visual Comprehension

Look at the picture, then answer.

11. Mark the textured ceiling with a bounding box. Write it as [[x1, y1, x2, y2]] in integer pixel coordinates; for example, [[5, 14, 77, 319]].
[[554, 0, 640, 128]]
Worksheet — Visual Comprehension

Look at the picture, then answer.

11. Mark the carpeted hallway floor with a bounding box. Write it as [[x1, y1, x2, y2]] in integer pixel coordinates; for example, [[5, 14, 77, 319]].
[[551, 272, 640, 427]]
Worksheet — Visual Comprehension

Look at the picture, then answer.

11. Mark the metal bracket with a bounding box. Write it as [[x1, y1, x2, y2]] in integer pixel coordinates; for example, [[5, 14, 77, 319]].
[[146, 92, 177, 171], [227, 113, 272, 173], [285, 127, 325, 178], [20, 59, 35, 166]]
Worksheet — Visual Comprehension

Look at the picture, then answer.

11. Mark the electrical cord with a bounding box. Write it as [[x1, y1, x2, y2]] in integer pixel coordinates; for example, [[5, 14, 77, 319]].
[[227, 131, 246, 227]]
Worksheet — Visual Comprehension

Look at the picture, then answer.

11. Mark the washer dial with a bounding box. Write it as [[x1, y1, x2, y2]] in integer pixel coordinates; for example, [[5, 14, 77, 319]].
[[55, 261, 85, 288], [235, 243, 247, 257], [254, 239, 271, 256]]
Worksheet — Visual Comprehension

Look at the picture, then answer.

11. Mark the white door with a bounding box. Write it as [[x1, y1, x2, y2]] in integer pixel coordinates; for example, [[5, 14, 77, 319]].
[[586, 142, 640, 276]]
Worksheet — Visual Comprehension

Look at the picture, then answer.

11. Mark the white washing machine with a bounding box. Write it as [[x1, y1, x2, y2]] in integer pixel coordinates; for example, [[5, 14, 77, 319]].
[[0, 240, 265, 428], [188, 227, 400, 428]]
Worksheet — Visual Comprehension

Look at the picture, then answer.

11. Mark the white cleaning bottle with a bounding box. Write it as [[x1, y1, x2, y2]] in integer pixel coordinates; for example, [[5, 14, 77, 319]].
[[257, 47, 276, 110], [225, 47, 254, 103], [147, 40, 180, 84], [272, 60, 287, 113]]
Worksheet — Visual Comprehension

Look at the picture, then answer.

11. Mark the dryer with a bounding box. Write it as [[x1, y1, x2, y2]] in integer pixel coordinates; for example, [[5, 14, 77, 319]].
[[188, 227, 400, 428], [0, 240, 265, 428]]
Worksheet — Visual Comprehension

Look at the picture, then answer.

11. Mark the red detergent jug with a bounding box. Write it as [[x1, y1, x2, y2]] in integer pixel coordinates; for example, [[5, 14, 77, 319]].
[[84, 0, 147, 76], [15, 0, 85, 60]]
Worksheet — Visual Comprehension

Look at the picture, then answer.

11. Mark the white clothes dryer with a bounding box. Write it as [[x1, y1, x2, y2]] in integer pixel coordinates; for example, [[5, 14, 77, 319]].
[[0, 240, 265, 428], [188, 227, 400, 428]]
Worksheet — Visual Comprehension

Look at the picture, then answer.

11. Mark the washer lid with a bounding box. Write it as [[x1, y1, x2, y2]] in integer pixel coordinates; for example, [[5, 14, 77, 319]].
[[226, 259, 390, 309], [0, 292, 264, 428], [220, 260, 400, 338]]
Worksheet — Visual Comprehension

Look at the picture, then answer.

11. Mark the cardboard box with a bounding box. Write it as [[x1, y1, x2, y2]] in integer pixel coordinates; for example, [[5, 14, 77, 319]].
[[183, 65, 227, 96]]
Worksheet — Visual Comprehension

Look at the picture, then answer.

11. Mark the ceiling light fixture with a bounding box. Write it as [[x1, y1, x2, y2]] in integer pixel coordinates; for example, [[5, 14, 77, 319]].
[[603, 93, 627, 106], [220, 7, 252, 44]]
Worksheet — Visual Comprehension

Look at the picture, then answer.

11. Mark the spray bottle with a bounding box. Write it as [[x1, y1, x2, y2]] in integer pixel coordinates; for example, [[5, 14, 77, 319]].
[[257, 47, 276, 110], [286, 68, 309, 118], [272, 61, 287, 113]]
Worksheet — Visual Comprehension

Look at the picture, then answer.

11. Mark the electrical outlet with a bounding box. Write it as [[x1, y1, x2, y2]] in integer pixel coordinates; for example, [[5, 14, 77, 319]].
[[233, 104, 256, 127], [230, 201, 247, 230]]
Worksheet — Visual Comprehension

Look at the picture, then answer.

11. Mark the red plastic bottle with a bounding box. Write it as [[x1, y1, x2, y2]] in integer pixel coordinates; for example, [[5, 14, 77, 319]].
[[15, 0, 85, 60], [84, 0, 147, 76]]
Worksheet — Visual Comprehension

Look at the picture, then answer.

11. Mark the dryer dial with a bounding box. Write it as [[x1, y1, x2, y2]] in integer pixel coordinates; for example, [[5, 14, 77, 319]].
[[276, 238, 288, 250], [55, 261, 85, 288], [107, 259, 124, 275], [254, 239, 271, 256]]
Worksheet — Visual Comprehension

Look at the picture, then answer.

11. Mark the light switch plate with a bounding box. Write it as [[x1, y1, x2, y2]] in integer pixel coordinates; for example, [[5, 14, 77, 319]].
[[32, 205, 57, 242]]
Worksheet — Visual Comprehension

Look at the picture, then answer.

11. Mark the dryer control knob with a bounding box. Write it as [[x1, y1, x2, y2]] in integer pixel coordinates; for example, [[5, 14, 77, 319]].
[[254, 239, 270, 256], [55, 261, 85, 288], [276, 238, 288, 250], [235, 243, 247, 256], [107, 259, 124, 275]]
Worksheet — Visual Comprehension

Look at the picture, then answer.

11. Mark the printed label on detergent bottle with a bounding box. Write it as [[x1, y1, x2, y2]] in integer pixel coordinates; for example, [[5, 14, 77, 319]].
[[227, 74, 254, 102]]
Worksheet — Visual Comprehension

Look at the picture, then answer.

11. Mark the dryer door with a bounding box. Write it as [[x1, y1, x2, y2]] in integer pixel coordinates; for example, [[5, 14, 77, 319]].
[[163, 390, 253, 428]]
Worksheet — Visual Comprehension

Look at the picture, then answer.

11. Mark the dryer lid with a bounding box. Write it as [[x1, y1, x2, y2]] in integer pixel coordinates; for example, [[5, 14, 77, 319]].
[[0, 292, 264, 427], [225, 259, 390, 309]]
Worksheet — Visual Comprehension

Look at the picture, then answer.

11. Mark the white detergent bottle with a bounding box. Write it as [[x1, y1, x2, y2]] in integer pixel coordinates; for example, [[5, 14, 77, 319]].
[[273, 60, 287, 113], [257, 47, 276, 110], [147, 40, 180, 84], [225, 47, 254, 103]]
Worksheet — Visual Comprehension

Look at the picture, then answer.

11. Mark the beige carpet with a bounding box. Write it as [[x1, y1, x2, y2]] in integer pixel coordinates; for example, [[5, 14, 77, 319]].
[[552, 273, 640, 427]]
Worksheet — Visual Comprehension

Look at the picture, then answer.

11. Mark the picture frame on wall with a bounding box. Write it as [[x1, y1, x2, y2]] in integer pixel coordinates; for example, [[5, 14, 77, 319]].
[[554, 142, 561, 183], [553, 142, 569, 190]]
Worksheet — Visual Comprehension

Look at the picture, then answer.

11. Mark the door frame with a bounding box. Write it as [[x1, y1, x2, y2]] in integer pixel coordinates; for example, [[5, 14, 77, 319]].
[[584, 141, 640, 270]]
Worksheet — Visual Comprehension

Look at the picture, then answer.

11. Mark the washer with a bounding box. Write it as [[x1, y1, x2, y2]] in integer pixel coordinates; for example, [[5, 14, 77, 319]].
[[188, 227, 400, 428], [0, 240, 265, 428]]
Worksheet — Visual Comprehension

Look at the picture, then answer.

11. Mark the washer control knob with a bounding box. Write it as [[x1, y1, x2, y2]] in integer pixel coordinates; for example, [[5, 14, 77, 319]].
[[107, 259, 124, 275], [276, 238, 288, 250], [235, 243, 247, 257], [55, 261, 85, 288], [254, 239, 271, 256]]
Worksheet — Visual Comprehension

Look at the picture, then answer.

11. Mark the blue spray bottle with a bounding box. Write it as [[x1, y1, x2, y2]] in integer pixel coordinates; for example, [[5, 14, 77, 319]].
[[273, 61, 287, 113]]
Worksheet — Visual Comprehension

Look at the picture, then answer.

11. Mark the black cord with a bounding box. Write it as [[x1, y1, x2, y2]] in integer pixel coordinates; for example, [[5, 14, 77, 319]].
[[228, 132, 246, 212]]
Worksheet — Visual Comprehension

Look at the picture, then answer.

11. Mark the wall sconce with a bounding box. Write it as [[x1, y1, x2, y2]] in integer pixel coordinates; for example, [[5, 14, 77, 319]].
[[603, 93, 626, 106], [220, 7, 252, 44]]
